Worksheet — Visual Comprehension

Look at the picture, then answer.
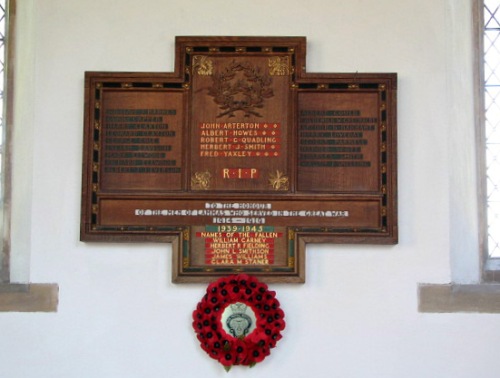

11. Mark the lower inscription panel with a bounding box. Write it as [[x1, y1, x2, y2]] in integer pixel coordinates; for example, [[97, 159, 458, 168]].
[[99, 198, 381, 229]]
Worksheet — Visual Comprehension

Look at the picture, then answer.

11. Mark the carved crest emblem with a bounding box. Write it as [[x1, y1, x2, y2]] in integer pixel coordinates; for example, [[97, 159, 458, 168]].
[[207, 60, 274, 118]]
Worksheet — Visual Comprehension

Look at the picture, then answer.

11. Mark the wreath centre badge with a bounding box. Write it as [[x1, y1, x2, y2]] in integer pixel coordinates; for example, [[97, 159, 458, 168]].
[[192, 274, 286, 371]]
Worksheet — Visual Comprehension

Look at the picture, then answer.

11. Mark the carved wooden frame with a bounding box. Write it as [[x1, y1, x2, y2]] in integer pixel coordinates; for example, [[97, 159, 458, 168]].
[[81, 37, 397, 283]]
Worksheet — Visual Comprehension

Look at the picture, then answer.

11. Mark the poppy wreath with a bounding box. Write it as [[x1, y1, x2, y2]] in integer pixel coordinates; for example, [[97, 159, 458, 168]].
[[192, 274, 285, 371]]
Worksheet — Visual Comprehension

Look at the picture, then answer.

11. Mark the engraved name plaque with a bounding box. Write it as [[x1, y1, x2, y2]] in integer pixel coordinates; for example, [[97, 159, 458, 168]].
[[81, 37, 397, 283]]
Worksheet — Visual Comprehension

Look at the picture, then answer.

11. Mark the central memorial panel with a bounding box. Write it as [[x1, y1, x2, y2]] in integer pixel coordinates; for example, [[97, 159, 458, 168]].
[[190, 55, 292, 193], [80, 37, 398, 283]]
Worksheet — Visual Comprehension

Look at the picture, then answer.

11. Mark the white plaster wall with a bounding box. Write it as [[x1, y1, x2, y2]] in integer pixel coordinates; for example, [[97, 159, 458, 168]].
[[2, 0, 500, 377]]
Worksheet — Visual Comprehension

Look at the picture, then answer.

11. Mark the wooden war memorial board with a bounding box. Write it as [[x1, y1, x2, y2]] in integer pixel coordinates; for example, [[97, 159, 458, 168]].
[[80, 37, 397, 283]]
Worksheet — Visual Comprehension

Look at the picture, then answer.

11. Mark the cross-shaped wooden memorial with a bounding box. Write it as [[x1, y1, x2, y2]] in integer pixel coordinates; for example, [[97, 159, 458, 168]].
[[80, 37, 397, 283]]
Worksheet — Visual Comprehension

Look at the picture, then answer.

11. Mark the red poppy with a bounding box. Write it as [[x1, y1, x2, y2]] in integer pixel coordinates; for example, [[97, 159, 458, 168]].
[[218, 350, 237, 367], [247, 343, 269, 364], [233, 339, 249, 365]]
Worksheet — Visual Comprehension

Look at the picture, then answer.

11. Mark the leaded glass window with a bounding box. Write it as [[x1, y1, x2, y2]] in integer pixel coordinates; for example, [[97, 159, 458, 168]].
[[484, 0, 500, 258]]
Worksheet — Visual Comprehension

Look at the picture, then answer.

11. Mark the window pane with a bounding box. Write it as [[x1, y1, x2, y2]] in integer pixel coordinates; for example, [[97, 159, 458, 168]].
[[485, 0, 500, 257]]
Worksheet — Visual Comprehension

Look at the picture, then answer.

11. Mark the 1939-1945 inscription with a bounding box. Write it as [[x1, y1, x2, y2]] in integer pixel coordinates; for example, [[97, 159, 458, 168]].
[[80, 37, 397, 283]]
